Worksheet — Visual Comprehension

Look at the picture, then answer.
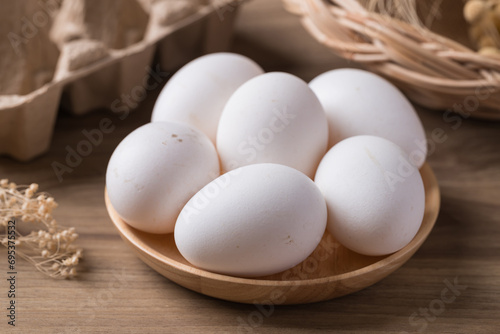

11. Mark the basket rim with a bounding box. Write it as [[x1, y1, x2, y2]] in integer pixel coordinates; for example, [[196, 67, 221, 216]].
[[283, 0, 500, 118]]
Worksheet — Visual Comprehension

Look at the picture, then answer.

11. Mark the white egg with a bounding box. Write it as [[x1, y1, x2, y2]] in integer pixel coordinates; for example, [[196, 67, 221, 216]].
[[309, 68, 427, 168], [216, 72, 328, 178], [314, 135, 425, 256], [174, 163, 327, 277], [151, 52, 264, 143], [106, 122, 220, 234]]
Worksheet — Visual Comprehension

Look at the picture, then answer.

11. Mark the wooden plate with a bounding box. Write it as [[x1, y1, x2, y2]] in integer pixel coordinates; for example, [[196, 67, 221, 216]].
[[105, 163, 440, 305]]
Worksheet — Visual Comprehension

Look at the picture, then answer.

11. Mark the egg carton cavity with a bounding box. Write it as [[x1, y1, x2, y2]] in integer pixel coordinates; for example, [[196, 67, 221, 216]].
[[0, 0, 241, 161]]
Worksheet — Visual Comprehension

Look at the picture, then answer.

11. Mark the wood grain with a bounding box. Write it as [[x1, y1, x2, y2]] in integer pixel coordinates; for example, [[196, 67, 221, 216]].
[[1, 0, 500, 333]]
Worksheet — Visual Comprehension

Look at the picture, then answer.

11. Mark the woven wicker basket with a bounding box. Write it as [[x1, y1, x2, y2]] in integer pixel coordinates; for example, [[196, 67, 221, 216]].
[[283, 0, 500, 120]]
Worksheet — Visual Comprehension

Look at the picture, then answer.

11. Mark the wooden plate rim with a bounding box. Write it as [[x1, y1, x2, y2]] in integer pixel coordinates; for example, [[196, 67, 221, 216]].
[[105, 162, 440, 287]]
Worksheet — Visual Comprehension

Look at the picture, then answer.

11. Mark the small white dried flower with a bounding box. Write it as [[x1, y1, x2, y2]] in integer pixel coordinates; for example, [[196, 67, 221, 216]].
[[25, 189, 34, 198], [61, 269, 69, 278], [1, 180, 83, 279], [29, 183, 39, 193], [38, 205, 47, 215]]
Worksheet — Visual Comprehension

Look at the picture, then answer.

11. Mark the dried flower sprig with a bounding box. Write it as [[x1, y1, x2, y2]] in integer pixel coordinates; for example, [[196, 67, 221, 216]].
[[464, 0, 500, 56], [0, 179, 82, 279]]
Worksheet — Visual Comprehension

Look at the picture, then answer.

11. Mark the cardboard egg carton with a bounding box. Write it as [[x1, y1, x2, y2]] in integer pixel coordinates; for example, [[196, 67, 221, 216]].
[[0, 0, 240, 161]]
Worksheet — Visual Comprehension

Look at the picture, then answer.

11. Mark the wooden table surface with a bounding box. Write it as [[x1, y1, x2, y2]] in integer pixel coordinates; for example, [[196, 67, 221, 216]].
[[1, 1, 500, 333]]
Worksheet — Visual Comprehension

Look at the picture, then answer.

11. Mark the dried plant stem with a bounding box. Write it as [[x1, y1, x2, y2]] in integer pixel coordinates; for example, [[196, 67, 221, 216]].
[[0, 179, 82, 279]]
